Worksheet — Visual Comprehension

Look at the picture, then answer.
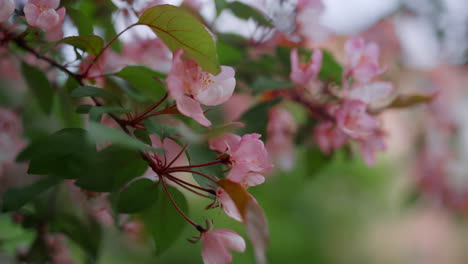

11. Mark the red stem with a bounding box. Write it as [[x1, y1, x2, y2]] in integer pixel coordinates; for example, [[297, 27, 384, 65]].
[[158, 173, 204, 232], [166, 174, 213, 198], [167, 169, 218, 184], [130, 93, 169, 125], [83, 23, 138, 77], [169, 159, 225, 170]]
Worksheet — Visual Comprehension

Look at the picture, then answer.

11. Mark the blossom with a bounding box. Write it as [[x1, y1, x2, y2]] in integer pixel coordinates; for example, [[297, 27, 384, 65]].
[[296, 0, 331, 43], [358, 131, 386, 166], [314, 121, 348, 154], [347, 81, 393, 104], [266, 107, 297, 170], [201, 229, 246, 264], [167, 49, 236, 127], [335, 100, 379, 139], [0, 0, 15, 22], [344, 37, 387, 83], [23, 0, 66, 31], [290, 48, 323, 88], [209, 133, 273, 184], [123, 37, 172, 73], [45, 7, 65, 41]]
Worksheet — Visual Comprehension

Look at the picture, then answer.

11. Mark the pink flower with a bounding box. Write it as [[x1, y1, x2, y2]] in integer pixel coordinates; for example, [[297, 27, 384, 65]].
[[358, 131, 386, 166], [123, 37, 172, 73], [0, 0, 15, 22], [344, 37, 387, 83], [201, 229, 246, 264], [45, 7, 65, 41], [209, 133, 273, 184], [167, 49, 236, 127], [335, 100, 379, 139], [290, 48, 323, 88], [296, 0, 331, 43], [347, 81, 393, 104], [314, 121, 348, 154], [23, 0, 66, 31], [266, 107, 297, 170], [223, 94, 252, 122]]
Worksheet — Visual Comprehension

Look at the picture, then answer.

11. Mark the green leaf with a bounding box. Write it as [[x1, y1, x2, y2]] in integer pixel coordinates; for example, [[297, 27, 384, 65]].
[[251, 76, 294, 94], [319, 50, 343, 84], [226, 1, 273, 27], [87, 122, 164, 152], [144, 119, 179, 139], [134, 129, 152, 145], [58, 35, 104, 56], [114, 66, 166, 101], [138, 4, 221, 74], [89, 106, 130, 122], [67, 8, 94, 35], [186, 144, 222, 190], [76, 104, 93, 114], [217, 39, 245, 65], [141, 185, 188, 255], [75, 146, 148, 192], [239, 98, 282, 137], [18, 128, 96, 179], [71, 85, 120, 102], [21, 62, 54, 114], [116, 179, 158, 213], [2, 176, 61, 212]]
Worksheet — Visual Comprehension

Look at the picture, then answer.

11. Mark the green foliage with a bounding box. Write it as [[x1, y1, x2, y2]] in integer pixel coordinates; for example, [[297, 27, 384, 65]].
[[115, 178, 159, 214], [58, 35, 104, 56], [67, 9, 94, 35], [71, 85, 120, 103], [20, 62, 54, 114], [225, 1, 273, 27], [144, 119, 179, 139], [186, 144, 223, 190], [238, 98, 282, 137], [319, 50, 343, 84], [88, 106, 130, 122], [18, 128, 95, 179], [87, 122, 163, 152], [75, 145, 148, 192], [2, 176, 61, 212], [251, 76, 294, 94], [138, 4, 221, 74], [114, 66, 166, 101], [141, 184, 189, 255]]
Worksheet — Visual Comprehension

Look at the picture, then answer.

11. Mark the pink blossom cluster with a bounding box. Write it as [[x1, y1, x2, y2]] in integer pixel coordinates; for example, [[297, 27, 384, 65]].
[[309, 37, 393, 166]]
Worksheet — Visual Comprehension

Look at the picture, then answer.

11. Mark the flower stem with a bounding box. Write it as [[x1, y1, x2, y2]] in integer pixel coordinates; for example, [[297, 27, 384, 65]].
[[158, 174, 205, 232]]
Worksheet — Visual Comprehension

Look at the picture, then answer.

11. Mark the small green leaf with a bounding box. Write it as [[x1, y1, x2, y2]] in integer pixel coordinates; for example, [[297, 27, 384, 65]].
[[141, 185, 188, 255], [251, 76, 294, 94], [226, 1, 273, 27], [58, 35, 104, 56], [114, 66, 166, 101], [138, 4, 221, 74], [319, 50, 343, 84], [71, 85, 120, 102], [2, 176, 61, 212], [21, 62, 54, 114], [116, 179, 158, 213], [239, 98, 282, 137], [89, 106, 130, 122], [87, 122, 164, 152], [144, 119, 179, 139]]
